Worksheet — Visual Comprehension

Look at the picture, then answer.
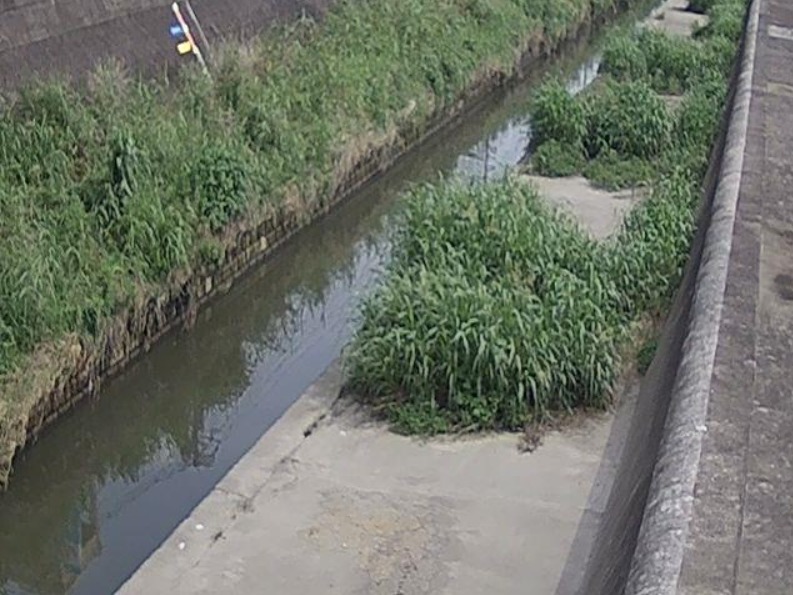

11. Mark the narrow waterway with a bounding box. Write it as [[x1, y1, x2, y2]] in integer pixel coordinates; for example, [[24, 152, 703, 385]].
[[0, 34, 605, 595]]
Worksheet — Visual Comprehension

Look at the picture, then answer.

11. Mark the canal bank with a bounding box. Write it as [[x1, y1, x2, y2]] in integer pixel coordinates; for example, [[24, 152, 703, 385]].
[[120, 0, 766, 592], [0, 0, 637, 490], [118, 363, 635, 595]]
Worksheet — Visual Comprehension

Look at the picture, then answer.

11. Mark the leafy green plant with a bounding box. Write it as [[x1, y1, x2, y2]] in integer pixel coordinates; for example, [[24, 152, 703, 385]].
[[675, 82, 725, 150], [602, 28, 707, 94], [190, 144, 251, 232], [531, 79, 586, 147], [531, 140, 585, 177], [347, 179, 624, 431], [601, 31, 648, 81], [584, 80, 672, 159], [694, 0, 746, 42], [583, 150, 654, 190]]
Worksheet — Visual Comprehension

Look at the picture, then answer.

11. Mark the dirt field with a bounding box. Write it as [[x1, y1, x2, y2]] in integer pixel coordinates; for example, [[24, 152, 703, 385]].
[[0, 0, 333, 89]]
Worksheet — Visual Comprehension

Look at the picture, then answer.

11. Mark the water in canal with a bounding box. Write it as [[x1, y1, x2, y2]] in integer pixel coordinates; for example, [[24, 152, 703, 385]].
[[0, 37, 604, 595]]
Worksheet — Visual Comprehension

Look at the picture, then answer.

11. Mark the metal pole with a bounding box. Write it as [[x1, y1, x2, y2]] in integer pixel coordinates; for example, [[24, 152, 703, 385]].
[[171, 2, 209, 74], [183, 0, 212, 65]]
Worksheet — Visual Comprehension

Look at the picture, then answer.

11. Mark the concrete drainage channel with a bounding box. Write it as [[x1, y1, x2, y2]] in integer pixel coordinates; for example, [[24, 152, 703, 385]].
[[121, 1, 763, 592], [0, 1, 760, 593], [119, 2, 763, 594]]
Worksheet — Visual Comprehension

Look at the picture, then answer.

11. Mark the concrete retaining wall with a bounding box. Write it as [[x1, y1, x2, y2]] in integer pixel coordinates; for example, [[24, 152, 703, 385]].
[[568, 1, 760, 593], [624, 0, 760, 591]]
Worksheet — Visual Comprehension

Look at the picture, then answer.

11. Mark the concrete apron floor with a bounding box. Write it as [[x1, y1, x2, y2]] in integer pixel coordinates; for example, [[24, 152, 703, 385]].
[[523, 175, 643, 239], [644, 0, 709, 37], [119, 363, 633, 595]]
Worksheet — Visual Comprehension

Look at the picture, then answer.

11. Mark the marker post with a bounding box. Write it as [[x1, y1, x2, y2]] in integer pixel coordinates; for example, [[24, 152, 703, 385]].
[[183, 0, 211, 63], [170, 2, 209, 74]]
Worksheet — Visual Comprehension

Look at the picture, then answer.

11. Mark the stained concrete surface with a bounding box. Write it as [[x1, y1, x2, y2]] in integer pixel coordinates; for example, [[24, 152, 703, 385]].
[[644, 0, 708, 37], [523, 175, 643, 239], [118, 364, 624, 595]]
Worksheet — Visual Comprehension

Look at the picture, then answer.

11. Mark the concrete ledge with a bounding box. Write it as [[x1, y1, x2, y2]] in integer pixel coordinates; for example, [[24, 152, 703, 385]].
[[116, 361, 344, 590], [623, 1, 762, 593]]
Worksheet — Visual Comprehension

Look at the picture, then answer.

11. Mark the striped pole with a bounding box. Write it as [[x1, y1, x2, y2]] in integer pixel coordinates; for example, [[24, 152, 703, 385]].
[[171, 2, 208, 74], [183, 0, 211, 64]]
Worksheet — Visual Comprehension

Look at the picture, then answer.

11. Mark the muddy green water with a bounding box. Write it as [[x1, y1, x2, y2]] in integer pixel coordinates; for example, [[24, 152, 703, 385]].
[[0, 39, 604, 595]]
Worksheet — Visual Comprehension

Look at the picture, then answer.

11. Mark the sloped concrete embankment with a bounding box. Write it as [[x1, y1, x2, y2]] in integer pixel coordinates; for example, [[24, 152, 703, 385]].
[[0, 0, 332, 89], [564, 1, 761, 593]]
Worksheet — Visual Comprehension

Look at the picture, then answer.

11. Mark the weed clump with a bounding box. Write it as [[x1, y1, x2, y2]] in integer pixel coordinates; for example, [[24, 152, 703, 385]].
[[584, 80, 672, 159], [348, 0, 748, 433], [530, 79, 587, 148], [347, 180, 623, 431], [694, 0, 747, 43], [531, 140, 586, 176], [583, 151, 654, 190]]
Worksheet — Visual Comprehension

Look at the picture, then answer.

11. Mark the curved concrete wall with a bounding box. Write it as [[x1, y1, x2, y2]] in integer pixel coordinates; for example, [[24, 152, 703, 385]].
[[624, 0, 760, 592], [0, 0, 331, 89], [562, 2, 760, 593]]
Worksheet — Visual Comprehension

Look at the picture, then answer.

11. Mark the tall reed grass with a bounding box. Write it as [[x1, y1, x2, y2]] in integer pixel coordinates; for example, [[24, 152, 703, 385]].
[[0, 0, 608, 381], [528, 0, 742, 184], [347, 0, 747, 432]]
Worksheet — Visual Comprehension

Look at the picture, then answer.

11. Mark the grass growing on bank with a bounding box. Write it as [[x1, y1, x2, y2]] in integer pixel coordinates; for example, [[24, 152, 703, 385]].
[[528, 0, 742, 187], [1, 0, 641, 484], [345, 0, 746, 433], [0, 0, 614, 383]]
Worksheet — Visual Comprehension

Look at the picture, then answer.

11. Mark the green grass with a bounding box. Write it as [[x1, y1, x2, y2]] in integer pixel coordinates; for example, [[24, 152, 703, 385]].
[[347, 0, 748, 433], [527, 0, 740, 184], [0, 0, 612, 382], [1, 0, 639, 485], [583, 151, 654, 190], [347, 169, 698, 431], [347, 180, 624, 430], [530, 140, 586, 176]]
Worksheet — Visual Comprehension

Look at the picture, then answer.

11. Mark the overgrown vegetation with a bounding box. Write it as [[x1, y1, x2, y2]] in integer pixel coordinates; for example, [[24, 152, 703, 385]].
[[532, 140, 586, 176], [349, 180, 626, 432], [1, 0, 641, 484], [0, 0, 615, 381], [347, 0, 747, 432], [528, 0, 743, 187]]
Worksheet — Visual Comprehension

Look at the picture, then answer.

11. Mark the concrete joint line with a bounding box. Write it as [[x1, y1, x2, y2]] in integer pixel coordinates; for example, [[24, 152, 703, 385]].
[[624, 0, 761, 593]]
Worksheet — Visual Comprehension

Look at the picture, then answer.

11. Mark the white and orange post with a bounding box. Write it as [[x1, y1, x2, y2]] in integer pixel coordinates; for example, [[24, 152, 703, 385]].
[[170, 1, 210, 74]]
